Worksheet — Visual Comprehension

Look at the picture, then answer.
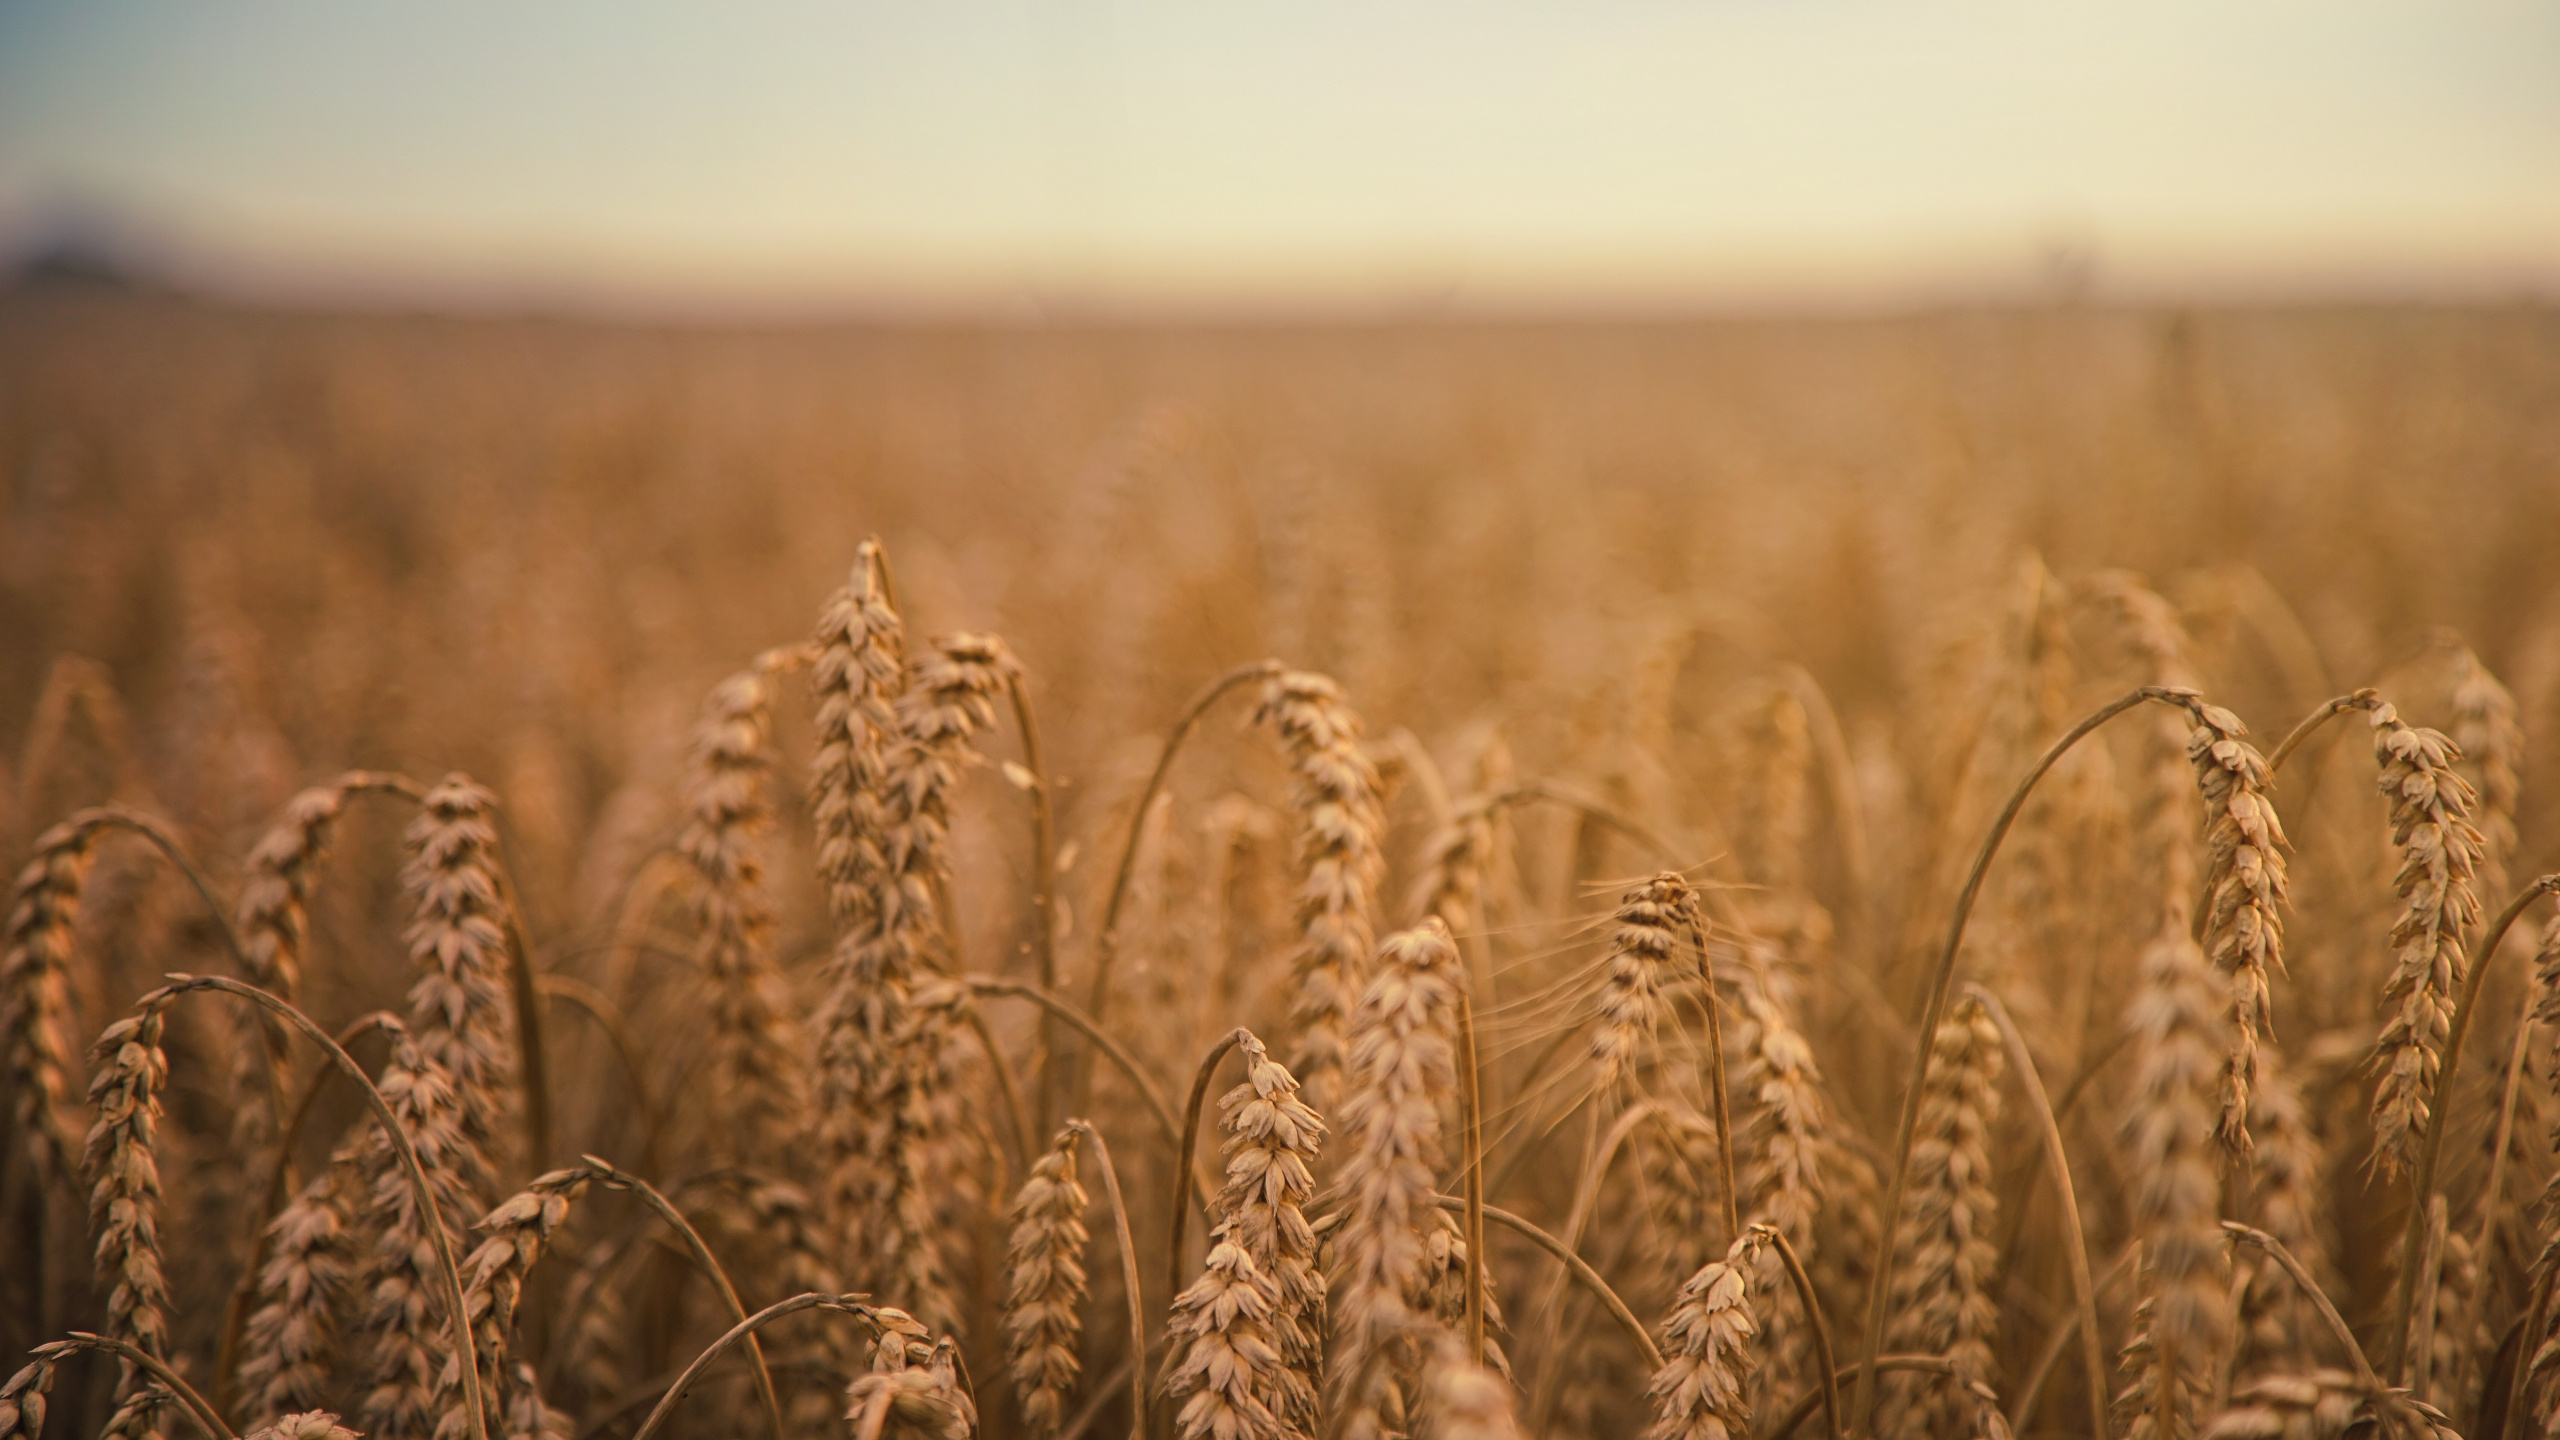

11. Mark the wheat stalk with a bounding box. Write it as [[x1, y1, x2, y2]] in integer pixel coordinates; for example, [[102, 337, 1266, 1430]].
[[1255, 669, 1386, 1111], [1005, 1126, 1091, 1438]]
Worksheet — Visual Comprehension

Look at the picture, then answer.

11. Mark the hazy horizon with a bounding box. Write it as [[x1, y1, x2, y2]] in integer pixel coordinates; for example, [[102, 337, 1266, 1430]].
[[4, 0, 2557, 317]]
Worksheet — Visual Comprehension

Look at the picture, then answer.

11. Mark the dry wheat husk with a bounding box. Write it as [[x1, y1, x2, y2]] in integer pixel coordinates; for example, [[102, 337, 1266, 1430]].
[[1645, 1228, 1771, 1440]]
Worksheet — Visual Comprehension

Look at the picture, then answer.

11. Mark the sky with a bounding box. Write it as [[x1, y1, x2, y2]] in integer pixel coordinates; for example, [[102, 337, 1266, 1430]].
[[1, 0, 2555, 314]]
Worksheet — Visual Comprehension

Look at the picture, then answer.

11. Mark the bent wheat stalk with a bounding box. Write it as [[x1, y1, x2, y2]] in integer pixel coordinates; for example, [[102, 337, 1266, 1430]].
[[1066, 1120, 1146, 1440], [151, 974, 489, 1440], [1848, 685, 2199, 1440], [1963, 983, 2108, 1440], [629, 1295, 880, 1440]]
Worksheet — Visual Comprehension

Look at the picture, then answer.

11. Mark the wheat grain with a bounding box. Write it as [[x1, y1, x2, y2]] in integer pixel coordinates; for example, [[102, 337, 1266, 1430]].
[[1254, 669, 1386, 1111], [1004, 1126, 1090, 1437]]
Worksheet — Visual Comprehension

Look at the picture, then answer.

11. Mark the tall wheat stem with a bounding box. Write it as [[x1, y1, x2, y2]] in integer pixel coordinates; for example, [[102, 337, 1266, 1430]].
[[1963, 983, 2109, 1440], [1683, 919, 1742, 1245], [1848, 685, 2195, 1440], [1067, 1120, 1147, 1440], [2385, 873, 2560, 1382]]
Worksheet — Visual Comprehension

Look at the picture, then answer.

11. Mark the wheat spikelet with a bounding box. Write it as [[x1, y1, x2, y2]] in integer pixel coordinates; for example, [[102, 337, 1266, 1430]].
[[2, 816, 101, 1185], [1421, 1330, 1526, 1440], [1254, 669, 1386, 1110], [2363, 701, 2484, 1178], [401, 775, 518, 1187], [83, 995, 173, 1421], [1409, 792, 1496, 936], [1329, 919, 1463, 1440], [676, 660, 804, 1160], [1591, 872, 1697, 1093], [247, 1413, 365, 1440], [435, 1166, 592, 1440], [2200, 1370, 2360, 1440], [1882, 995, 2004, 1438], [354, 1027, 482, 1440], [0, 1350, 61, 1440], [1418, 1215, 1509, 1381], [1004, 1126, 1089, 1437], [2185, 701, 2289, 1154], [847, 1314, 976, 1440], [2117, 933, 2232, 1440], [236, 1156, 358, 1425], [1645, 1228, 1771, 1440]]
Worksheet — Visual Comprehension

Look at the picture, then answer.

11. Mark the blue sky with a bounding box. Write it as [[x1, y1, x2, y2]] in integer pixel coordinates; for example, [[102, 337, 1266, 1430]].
[[2, 0, 2555, 311]]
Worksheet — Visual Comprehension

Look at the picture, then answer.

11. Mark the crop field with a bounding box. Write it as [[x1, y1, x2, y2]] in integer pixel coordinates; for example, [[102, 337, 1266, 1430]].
[[3, 289, 2559, 1440]]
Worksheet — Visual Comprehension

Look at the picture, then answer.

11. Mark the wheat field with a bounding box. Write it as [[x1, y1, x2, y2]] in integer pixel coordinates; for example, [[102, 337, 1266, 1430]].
[[4, 288, 2560, 1440]]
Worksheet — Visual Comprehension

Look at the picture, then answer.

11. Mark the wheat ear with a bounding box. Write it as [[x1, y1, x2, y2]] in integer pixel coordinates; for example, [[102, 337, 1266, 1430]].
[[3, 816, 105, 1187], [1255, 669, 1387, 1111], [1165, 1236, 1288, 1440], [1006, 1126, 1091, 1437], [2186, 701, 2289, 1154], [1880, 996, 2005, 1437], [1422, 1330, 1527, 1440], [400, 775, 519, 1190], [83, 992, 174, 1436], [235, 1155, 358, 1425], [2116, 933, 2232, 1440], [1330, 919, 1465, 1440], [676, 654, 806, 1160], [1647, 1228, 1774, 1440], [2364, 700, 2486, 1178], [1591, 872, 1695, 1093]]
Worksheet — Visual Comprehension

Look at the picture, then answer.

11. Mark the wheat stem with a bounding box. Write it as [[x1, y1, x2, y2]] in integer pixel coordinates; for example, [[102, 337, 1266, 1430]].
[[1166, 1028, 1250, 1304], [629, 1294, 879, 1440], [1067, 1119, 1147, 1440], [1850, 684, 2198, 1440], [1964, 982, 2108, 1440]]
